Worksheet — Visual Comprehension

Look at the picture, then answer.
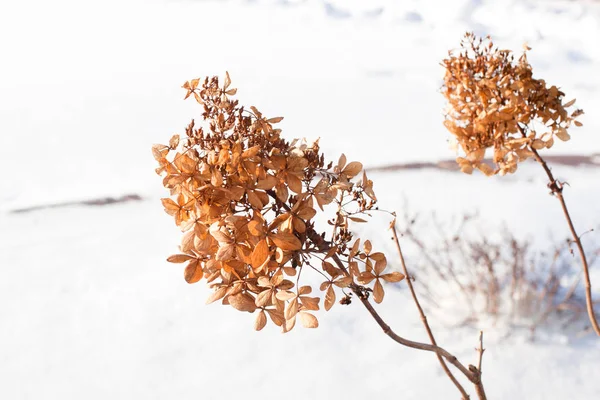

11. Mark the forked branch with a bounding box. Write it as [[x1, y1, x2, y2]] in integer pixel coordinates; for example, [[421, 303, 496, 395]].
[[265, 190, 486, 398], [391, 221, 475, 400], [330, 252, 487, 400]]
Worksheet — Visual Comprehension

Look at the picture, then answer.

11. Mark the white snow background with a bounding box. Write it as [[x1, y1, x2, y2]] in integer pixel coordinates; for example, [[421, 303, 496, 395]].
[[1, 0, 600, 398]]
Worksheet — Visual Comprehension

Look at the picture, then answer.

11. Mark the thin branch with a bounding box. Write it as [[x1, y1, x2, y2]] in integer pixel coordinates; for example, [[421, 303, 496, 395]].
[[527, 145, 600, 336], [265, 189, 486, 398], [516, 124, 600, 336], [329, 253, 479, 382], [477, 331, 485, 373], [391, 221, 471, 400]]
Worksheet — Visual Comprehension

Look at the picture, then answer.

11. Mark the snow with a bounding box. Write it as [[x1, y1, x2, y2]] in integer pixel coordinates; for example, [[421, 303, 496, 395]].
[[1, 0, 600, 398]]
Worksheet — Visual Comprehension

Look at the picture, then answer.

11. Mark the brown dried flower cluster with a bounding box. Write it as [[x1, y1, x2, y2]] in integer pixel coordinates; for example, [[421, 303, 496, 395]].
[[153, 73, 404, 332], [442, 33, 584, 175]]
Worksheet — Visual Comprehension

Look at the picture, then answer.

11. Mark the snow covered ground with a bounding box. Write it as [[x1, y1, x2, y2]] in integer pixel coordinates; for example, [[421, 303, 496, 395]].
[[1, 0, 600, 398]]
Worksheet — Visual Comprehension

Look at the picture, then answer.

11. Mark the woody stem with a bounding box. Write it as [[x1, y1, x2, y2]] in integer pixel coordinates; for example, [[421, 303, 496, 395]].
[[518, 125, 600, 336], [266, 190, 485, 398]]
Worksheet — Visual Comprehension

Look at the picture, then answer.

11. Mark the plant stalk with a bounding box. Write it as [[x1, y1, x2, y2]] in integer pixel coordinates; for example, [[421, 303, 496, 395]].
[[266, 189, 487, 398], [391, 222, 473, 400], [528, 145, 600, 336]]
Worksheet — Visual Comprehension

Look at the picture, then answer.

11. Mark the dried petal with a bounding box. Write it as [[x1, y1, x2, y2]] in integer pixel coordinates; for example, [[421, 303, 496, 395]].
[[342, 161, 362, 178], [254, 310, 267, 331], [206, 286, 228, 304], [184, 260, 203, 283], [167, 254, 194, 263], [324, 285, 336, 311], [271, 232, 302, 251], [555, 128, 571, 142], [373, 279, 384, 304], [228, 292, 257, 312], [380, 272, 405, 283], [267, 309, 284, 326], [299, 312, 319, 328], [333, 276, 352, 288], [251, 239, 270, 269], [256, 289, 273, 307], [284, 297, 299, 320], [357, 271, 376, 285], [300, 296, 320, 311]]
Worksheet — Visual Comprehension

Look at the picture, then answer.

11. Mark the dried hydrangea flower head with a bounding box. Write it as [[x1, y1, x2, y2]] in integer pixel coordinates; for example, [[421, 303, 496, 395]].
[[152, 73, 404, 332], [442, 33, 583, 176]]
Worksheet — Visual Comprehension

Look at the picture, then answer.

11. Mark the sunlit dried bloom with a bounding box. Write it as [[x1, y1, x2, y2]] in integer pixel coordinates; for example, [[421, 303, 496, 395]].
[[442, 33, 583, 176], [153, 72, 404, 332]]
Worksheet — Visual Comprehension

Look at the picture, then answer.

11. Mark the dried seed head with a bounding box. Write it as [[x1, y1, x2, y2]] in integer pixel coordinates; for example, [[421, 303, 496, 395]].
[[154, 73, 403, 332], [442, 33, 583, 176]]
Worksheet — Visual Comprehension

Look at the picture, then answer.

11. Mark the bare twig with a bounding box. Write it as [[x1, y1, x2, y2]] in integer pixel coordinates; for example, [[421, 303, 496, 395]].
[[266, 190, 487, 399], [477, 331, 485, 373], [329, 252, 488, 399], [391, 221, 472, 400], [470, 331, 487, 400], [523, 133, 600, 336]]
